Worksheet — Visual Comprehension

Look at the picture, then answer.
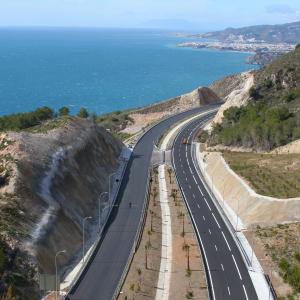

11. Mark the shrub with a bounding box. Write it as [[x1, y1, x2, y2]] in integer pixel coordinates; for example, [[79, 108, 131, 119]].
[[77, 107, 89, 118], [58, 106, 70, 116]]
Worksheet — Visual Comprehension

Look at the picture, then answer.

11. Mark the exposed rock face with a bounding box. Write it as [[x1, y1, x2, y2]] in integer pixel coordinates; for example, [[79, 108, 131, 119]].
[[0, 118, 123, 275], [122, 86, 220, 134], [208, 71, 255, 125]]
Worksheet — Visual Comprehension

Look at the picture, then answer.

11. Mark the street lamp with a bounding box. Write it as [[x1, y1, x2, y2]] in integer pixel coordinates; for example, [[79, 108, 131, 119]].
[[109, 172, 119, 208], [82, 216, 92, 262], [98, 192, 108, 231], [236, 197, 240, 231], [55, 250, 66, 300]]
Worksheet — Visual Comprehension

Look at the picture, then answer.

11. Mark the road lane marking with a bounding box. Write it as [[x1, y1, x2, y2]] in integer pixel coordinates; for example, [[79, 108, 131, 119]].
[[212, 213, 221, 229], [183, 170, 185, 174], [221, 231, 231, 251], [221, 264, 224, 271], [214, 245, 218, 252], [197, 204, 200, 209], [192, 194, 195, 199], [227, 286, 231, 295], [189, 185, 191, 189], [232, 254, 242, 280], [208, 229, 211, 235], [185, 177, 188, 181], [203, 197, 212, 211], [243, 284, 249, 300], [198, 186, 204, 196], [202, 216, 205, 221]]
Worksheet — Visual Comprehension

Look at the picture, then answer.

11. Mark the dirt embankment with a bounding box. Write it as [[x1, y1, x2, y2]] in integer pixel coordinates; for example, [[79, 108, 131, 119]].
[[0, 118, 123, 279], [199, 149, 300, 228], [122, 86, 220, 135]]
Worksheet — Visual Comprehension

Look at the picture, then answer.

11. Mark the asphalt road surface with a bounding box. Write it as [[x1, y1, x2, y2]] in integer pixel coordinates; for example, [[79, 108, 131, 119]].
[[67, 104, 220, 300], [172, 116, 258, 300]]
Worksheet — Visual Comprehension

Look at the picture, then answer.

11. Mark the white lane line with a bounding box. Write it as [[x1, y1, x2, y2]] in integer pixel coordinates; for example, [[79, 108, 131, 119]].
[[221, 264, 224, 271], [192, 194, 195, 199], [214, 245, 218, 252], [189, 185, 191, 189], [202, 216, 206, 221], [227, 286, 231, 296], [203, 197, 212, 211], [208, 229, 211, 235], [221, 231, 231, 252], [243, 284, 249, 300], [183, 170, 185, 174], [185, 177, 188, 181], [212, 213, 221, 229], [198, 186, 204, 196], [197, 204, 200, 209], [232, 254, 242, 280]]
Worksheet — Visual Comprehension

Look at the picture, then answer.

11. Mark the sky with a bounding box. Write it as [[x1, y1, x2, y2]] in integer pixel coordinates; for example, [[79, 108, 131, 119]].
[[0, 0, 299, 30]]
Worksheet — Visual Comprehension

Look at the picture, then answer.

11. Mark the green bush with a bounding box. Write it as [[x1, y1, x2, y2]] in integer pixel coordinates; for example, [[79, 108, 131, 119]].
[[211, 102, 300, 151], [58, 106, 70, 116], [77, 107, 89, 118], [0, 107, 54, 131]]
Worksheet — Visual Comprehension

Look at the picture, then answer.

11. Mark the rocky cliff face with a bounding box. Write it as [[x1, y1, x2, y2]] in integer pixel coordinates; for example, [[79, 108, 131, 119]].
[[0, 118, 123, 290], [208, 71, 255, 125]]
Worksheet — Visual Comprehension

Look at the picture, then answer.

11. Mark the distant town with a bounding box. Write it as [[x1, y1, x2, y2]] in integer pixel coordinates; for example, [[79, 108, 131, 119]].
[[177, 40, 296, 65]]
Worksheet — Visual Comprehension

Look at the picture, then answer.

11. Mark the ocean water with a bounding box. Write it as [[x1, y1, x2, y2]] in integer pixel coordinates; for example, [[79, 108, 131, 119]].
[[0, 28, 256, 116]]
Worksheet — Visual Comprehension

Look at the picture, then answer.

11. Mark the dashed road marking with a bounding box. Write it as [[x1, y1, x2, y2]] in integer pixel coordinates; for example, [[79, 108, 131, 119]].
[[202, 216, 206, 221], [214, 245, 218, 252], [221, 264, 224, 271], [192, 194, 195, 199], [208, 229, 211, 235], [232, 254, 242, 280], [212, 213, 221, 229], [227, 286, 231, 295], [203, 197, 212, 211], [221, 231, 231, 251], [243, 284, 249, 300]]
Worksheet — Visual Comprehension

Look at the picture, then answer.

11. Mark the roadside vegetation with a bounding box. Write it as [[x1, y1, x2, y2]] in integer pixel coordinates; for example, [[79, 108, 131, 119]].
[[223, 151, 300, 198], [255, 223, 300, 300], [210, 46, 300, 151], [0, 106, 135, 141]]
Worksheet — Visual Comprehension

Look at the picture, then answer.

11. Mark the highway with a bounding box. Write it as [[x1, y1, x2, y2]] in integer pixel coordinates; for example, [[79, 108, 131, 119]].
[[172, 116, 258, 300], [67, 104, 220, 300]]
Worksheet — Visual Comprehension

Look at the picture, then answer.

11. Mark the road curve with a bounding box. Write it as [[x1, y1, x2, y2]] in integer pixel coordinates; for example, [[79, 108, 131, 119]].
[[67, 104, 220, 300], [172, 116, 258, 300]]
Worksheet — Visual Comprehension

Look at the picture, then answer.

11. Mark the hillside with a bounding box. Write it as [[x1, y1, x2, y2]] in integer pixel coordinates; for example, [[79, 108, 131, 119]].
[[197, 21, 300, 44], [209, 45, 300, 151], [0, 115, 123, 299]]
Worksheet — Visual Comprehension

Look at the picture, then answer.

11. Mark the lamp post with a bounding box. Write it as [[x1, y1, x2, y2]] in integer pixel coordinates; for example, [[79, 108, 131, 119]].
[[55, 250, 66, 300], [98, 192, 108, 231], [109, 172, 117, 207], [82, 216, 92, 262], [236, 197, 240, 231]]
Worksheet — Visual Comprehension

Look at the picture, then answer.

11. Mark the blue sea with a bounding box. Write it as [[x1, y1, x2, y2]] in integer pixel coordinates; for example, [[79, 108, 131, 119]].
[[0, 28, 256, 116]]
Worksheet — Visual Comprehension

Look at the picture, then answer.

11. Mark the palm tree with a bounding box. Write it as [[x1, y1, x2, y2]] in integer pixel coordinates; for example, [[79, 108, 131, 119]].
[[145, 241, 151, 269], [167, 168, 172, 184], [171, 189, 178, 204], [147, 230, 152, 244], [154, 168, 159, 183], [178, 211, 185, 237], [152, 187, 158, 206], [150, 210, 155, 232], [182, 243, 191, 271]]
